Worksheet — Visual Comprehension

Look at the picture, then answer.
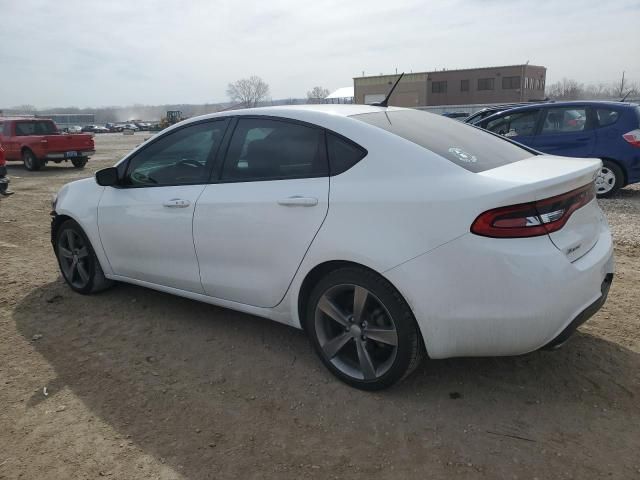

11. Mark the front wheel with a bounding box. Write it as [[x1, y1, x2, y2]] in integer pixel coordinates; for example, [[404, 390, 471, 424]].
[[71, 157, 88, 168], [595, 160, 624, 198], [305, 267, 424, 390], [55, 219, 113, 294], [22, 150, 42, 171]]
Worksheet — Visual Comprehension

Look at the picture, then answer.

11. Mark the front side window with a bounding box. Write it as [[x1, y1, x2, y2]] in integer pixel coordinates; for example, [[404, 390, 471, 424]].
[[14, 121, 57, 136], [541, 108, 588, 134], [221, 118, 327, 181], [595, 108, 620, 127], [352, 109, 533, 173], [124, 120, 228, 186], [477, 78, 494, 91], [485, 110, 540, 137]]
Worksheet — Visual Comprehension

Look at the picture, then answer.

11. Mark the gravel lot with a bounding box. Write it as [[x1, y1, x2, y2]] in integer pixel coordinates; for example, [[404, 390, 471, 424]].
[[1, 132, 639, 479]]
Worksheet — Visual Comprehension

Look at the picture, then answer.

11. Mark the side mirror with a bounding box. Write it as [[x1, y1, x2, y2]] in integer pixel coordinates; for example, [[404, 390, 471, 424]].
[[95, 167, 119, 187]]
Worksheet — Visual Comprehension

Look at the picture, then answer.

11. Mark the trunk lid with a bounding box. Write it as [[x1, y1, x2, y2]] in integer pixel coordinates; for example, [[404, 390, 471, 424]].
[[43, 134, 94, 153], [479, 155, 605, 262]]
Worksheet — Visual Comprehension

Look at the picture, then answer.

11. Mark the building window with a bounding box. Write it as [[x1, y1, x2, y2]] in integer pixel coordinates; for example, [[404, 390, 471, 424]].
[[460, 79, 469, 92], [477, 78, 494, 91], [502, 76, 520, 89], [432, 81, 447, 94]]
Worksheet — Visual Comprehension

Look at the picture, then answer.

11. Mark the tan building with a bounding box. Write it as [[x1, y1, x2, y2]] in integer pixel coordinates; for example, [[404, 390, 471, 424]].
[[354, 64, 547, 107]]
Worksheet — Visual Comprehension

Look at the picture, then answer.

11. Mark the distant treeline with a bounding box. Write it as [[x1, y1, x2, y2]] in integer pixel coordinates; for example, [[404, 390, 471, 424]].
[[1, 98, 307, 123]]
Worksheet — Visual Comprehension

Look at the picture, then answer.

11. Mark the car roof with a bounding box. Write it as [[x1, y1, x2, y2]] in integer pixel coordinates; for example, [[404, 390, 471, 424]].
[[183, 104, 405, 125], [496, 100, 636, 113]]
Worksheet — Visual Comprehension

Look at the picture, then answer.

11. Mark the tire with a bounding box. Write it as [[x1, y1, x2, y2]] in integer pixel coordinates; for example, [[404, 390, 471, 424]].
[[55, 219, 114, 294], [71, 157, 88, 169], [595, 160, 624, 198], [305, 266, 424, 390], [22, 149, 42, 171]]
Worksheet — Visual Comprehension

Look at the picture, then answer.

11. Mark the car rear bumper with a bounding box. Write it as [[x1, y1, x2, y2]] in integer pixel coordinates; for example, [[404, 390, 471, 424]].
[[45, 150, 95, 160], [384, 227, 614, 359], [542, 272, 613, 349]]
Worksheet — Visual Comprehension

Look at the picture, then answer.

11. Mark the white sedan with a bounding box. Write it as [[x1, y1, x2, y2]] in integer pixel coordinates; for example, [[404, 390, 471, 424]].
[[51, 105, 614, 390]]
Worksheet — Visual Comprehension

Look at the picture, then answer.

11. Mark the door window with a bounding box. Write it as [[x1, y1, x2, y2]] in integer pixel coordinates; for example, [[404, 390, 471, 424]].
[[485, 110, 539, 137], [541, 108, 588, 134], [221, 118, 327, 181], [124, 120, 228, 186], [326, 133, 367, 175]]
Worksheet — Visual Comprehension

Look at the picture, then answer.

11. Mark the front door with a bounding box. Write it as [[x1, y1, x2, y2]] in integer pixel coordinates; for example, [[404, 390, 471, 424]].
[[98, 119, 229, 292], [194, 117, 330, 307], [483, 108, 540, 148]]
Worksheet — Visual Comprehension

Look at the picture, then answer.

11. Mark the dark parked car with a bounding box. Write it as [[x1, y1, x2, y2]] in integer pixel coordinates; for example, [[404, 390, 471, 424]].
[[476, 101, 640, 197], [441, 112, 469, 120], [465, 103, 526, 125], [81, 125, 109, 134]]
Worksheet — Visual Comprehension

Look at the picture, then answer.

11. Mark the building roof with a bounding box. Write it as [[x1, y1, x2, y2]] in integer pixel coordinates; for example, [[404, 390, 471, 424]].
[[354, 64, 546, 80], [325, 87, 354, 99]]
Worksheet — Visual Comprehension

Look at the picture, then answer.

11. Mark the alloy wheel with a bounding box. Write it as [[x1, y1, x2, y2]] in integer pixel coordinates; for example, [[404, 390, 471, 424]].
[[595, 167, 616, 195], [314, 284, 398, 381], [57, 229, 91, 289]]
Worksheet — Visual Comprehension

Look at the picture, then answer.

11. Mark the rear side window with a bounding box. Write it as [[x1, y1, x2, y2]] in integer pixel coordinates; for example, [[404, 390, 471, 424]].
[[595, 108, 619, 127], [14, 121, 57, 136], [352, 109, 533, 173], [221, 118, 327, 181], [326, 133, 367, 175]]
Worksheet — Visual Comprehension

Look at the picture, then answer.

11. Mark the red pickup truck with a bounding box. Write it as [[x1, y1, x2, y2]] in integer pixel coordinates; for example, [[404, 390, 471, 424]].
[[0, 118, 95, 171], [0, 144, 11, 195]]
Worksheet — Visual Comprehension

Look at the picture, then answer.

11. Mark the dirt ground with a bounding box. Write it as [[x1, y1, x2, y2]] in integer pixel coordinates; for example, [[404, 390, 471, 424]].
[[1, 132, 639, 480]]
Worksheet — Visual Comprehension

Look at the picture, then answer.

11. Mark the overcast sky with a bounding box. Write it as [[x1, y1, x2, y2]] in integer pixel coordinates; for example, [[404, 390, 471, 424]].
[[1, 0, 638, 108]]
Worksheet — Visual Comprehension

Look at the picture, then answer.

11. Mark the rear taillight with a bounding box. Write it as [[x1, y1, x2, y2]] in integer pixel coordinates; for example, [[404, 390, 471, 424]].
[[622, 129, 640, 147], [471, 183, 596, 238]]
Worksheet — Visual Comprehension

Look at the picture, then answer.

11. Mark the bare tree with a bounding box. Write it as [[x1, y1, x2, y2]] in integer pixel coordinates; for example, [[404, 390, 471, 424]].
[[306, 86, 330, 104], [226, 76, 270, 108], [547, 78, 584, 100]]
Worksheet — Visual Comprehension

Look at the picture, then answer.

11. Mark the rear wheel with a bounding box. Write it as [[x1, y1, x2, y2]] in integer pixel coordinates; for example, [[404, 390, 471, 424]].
[[71, 157, 88, 169], [55, 219, 113, 294], [305, 267, 424, 390], [22, 149, 42, 171], [595, 160, 624, 198]]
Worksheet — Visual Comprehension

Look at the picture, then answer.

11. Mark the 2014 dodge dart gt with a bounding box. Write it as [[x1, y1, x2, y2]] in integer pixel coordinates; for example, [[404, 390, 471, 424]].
[[50, 104, 614, 390]]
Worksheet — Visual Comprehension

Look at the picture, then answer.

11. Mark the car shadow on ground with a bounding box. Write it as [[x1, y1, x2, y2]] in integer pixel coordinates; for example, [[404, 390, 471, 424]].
[[13, 280, 640, 479], [6, 163, 92, 178]]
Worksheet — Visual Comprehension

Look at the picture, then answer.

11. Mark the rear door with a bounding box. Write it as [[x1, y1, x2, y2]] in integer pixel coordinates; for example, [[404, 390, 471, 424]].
[[193, 116, 329, 307], [529, 106, 595, 157]]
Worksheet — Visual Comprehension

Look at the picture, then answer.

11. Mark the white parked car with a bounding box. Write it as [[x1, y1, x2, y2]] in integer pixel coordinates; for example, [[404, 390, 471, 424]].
[[51, 105, 614, 390]]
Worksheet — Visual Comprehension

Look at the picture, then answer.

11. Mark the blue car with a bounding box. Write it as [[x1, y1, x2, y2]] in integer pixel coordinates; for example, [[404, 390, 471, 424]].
[[476, 101, 640, 197]]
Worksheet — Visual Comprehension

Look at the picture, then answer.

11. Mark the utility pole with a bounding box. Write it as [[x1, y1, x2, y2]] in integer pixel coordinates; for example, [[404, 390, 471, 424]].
[[619, 71, 626, 97]]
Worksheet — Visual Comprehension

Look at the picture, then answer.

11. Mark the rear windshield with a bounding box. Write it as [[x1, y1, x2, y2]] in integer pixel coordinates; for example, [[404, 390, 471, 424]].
[[352, 109, 534, 173], [14, 120, 58, 136]]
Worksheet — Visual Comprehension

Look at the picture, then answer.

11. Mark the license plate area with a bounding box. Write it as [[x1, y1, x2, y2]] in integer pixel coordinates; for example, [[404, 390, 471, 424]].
[[66, 151, 78, 157]]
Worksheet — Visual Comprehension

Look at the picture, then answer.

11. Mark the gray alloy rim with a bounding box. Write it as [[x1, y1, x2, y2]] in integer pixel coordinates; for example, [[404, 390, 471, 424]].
[[595, 167, 616, 195], [23, 152, 33, 169], [314, 284, 398, 381], [57, 229, 91, 289]]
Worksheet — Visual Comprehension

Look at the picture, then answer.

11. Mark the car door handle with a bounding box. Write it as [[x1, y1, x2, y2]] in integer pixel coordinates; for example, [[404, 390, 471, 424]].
[[163, 198, 191, 208], [277, 196, 318, 207]]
